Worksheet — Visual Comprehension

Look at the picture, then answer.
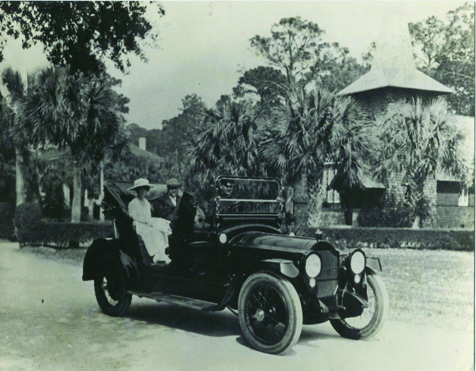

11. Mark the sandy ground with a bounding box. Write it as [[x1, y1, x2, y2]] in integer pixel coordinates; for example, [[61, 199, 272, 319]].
[[0, 241, 473, 371]]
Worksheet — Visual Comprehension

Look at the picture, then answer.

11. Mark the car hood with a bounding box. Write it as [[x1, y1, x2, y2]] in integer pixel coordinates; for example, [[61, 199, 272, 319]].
[[230, 231, 317, 254]]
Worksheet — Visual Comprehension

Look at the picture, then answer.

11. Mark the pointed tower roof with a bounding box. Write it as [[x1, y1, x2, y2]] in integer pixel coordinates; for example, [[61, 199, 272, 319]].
[[338, 5, 453, 96]]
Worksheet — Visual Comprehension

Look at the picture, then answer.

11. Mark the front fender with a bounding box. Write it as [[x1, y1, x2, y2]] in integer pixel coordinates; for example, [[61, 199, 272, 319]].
[[249, 259, 300, 279], [209, 258, 300, 312]]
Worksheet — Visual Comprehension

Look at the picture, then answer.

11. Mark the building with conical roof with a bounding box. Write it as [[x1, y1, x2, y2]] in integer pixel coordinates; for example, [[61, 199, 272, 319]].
[[321, 6, 474, 229], [337, 5, 453, 116]]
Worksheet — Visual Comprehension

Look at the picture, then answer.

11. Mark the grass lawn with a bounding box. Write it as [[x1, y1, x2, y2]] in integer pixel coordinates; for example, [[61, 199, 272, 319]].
[[363, 248, 474, 331], [18, 243, 474, 332]]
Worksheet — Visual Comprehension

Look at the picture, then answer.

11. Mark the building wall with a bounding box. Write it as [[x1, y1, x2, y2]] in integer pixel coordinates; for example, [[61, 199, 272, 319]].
[[352, 88, 442, 119], [436, 206, 475, 229]]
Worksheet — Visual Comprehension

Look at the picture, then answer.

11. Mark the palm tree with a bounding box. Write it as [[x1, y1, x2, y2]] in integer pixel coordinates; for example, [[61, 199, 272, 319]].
[[375, 98, 466, 228], [19, 66, 127, 223], [260, 88, 371, 219], [1, 68, 28, 207], [187, 98, 261, 192]]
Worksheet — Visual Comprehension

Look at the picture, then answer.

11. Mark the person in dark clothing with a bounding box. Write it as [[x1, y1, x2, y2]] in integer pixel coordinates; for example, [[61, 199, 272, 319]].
[[151, 178, 182, 222]]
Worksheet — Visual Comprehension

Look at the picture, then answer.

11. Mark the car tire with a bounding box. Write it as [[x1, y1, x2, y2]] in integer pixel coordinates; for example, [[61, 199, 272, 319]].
[[238, 272, 303, 354], [94, 256, 132, 317], [330, 272, 388, 340]]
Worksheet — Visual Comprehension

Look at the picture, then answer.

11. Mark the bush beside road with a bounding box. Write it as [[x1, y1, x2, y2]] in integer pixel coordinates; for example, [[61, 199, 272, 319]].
[[14, 241, 474, 333]]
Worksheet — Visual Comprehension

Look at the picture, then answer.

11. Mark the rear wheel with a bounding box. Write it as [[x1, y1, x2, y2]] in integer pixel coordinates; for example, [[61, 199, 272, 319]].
[[238, 272, 303, 354], [330, 272, 388, 339], [94, 256, 132, 317]]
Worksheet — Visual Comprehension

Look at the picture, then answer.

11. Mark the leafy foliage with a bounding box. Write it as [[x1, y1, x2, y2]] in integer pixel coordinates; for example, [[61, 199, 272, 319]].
[[0, 91, 15, 201], [14, 202, 43, 244], [233, 66, 287, 110], [0, 202, 15, 238], [187, 98, 261, 192], [300, 226, 474, 251], [0, 1, 164, 74], [16, 217, 114, 248], [260, 89, 371, 196], [249, 17, 369, 94], [20, 67, 128, 164], [409, 4, 475, 115], [375, 98, 466, 227], [16, 66, 129, 222], [158, 94, 207, 159], [307, 43, 370, 92], [250, 17, 325, 90], [105, 147, 167, 184]]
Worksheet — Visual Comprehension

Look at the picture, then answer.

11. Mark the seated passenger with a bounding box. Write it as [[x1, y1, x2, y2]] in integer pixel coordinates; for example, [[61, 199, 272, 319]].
[[151, 178, 182, 222], [128, 178, 171, 264]]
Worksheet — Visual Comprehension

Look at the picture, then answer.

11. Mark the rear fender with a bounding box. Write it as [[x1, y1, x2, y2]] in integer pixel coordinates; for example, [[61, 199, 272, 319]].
[[82, 238, 138, 282]]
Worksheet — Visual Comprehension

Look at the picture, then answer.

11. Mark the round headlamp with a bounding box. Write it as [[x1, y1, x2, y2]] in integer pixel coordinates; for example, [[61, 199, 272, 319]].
[[304, 253, 322, 278], [219, 233, 227, 244], [349, 250, 366, 275]]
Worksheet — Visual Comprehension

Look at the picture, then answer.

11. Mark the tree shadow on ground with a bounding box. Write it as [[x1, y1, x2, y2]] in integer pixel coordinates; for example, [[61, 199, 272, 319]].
[[127, 300, 241, 337], [127, 300, 342, 349]]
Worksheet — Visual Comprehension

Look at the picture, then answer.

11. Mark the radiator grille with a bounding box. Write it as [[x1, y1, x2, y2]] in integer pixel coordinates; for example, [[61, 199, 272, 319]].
[[316, 249, 339, 298]]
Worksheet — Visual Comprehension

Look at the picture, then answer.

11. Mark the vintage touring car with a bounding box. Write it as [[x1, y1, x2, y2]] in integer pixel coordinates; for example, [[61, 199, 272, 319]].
[[82, 176, 389, 354]]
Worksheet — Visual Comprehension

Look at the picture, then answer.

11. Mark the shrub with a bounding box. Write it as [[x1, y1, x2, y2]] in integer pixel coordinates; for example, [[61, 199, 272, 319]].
[[300, 226, 474, 251], [14, 202, 113, 247], [18, 221, 114, 248], [0, 202, 15, 239], [357, 205, 412, 228], [15, 203, 44, 245]]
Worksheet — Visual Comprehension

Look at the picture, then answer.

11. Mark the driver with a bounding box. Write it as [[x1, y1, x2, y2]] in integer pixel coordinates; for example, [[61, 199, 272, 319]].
[[218, 179, 234, 199]]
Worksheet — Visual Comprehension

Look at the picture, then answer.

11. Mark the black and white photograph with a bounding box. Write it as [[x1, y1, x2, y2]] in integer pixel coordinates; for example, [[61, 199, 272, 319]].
[[0, 1, 474, 370]]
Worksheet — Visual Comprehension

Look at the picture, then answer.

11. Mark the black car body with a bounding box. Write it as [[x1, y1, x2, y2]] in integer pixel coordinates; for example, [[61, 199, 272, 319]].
[[83, 176, 388, 354]]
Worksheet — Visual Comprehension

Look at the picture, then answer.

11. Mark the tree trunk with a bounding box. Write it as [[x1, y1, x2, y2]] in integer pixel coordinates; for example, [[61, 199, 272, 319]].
[[293, 171, 307, 202], [292, 171, 308, 224], [15, 148, 26, 207], [99, 161, 105, 221], [71, 162, 82, 223], [411, 215, 420, 229]]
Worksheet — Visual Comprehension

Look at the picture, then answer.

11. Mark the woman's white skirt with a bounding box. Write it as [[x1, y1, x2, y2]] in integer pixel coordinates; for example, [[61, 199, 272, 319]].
[[136, 218, 172, 263]]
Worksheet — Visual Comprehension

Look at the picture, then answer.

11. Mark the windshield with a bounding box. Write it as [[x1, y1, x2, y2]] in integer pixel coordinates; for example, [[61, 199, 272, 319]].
[[215, 177, 282, 215]]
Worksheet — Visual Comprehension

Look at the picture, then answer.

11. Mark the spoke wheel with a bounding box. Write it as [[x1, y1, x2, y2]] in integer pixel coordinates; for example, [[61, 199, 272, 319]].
[[238, 273, 302, 354], [94, 256, 132, 317], [330, 272, 388, 340]]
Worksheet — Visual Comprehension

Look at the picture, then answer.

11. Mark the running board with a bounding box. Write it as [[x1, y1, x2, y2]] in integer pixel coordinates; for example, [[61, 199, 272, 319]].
[[128, 291, 219, 311]]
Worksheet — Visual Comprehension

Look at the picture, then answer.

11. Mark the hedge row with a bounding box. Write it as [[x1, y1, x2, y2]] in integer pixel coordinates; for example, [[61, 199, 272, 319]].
[[13, 203, 114, 248], [17, 221, 114, 248], [302, 226, 475, 251], [0, 202, 15, 239]]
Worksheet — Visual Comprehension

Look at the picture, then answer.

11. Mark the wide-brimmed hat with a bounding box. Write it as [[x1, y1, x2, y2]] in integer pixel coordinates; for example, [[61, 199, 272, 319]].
[[166, 178, 182, 188], [128, 178, 155, 192]]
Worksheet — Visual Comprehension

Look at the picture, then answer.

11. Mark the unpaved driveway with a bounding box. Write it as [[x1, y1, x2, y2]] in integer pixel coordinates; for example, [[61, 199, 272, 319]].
[[0, 242, 473, 371]]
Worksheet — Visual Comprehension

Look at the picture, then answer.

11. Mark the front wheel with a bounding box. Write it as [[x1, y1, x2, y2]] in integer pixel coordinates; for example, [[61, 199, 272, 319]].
[[330, 272, 388, 340], [94, 256, 132, 317], [238, 272, 303, 354]]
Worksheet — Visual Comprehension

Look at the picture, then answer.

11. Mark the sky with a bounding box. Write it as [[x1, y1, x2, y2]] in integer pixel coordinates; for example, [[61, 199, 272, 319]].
[[0, 0, 469, 130]]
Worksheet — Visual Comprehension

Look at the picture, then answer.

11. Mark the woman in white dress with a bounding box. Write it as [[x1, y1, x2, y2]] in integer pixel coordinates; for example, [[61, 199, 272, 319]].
[[127, 178, 171, 264]]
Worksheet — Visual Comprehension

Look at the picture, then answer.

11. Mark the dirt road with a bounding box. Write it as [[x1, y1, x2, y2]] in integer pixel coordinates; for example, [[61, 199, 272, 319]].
[[0, 242, 473, 371]]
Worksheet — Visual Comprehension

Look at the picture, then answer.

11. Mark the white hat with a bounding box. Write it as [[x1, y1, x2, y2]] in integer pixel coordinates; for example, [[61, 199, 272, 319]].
[[128, 178, 155, 192]]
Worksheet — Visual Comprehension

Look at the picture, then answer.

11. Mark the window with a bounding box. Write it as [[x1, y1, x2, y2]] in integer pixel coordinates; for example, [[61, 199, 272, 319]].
[[436, 181, 469, 207], [458, 188, 469, 207], [324, 162, 340, 204]]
